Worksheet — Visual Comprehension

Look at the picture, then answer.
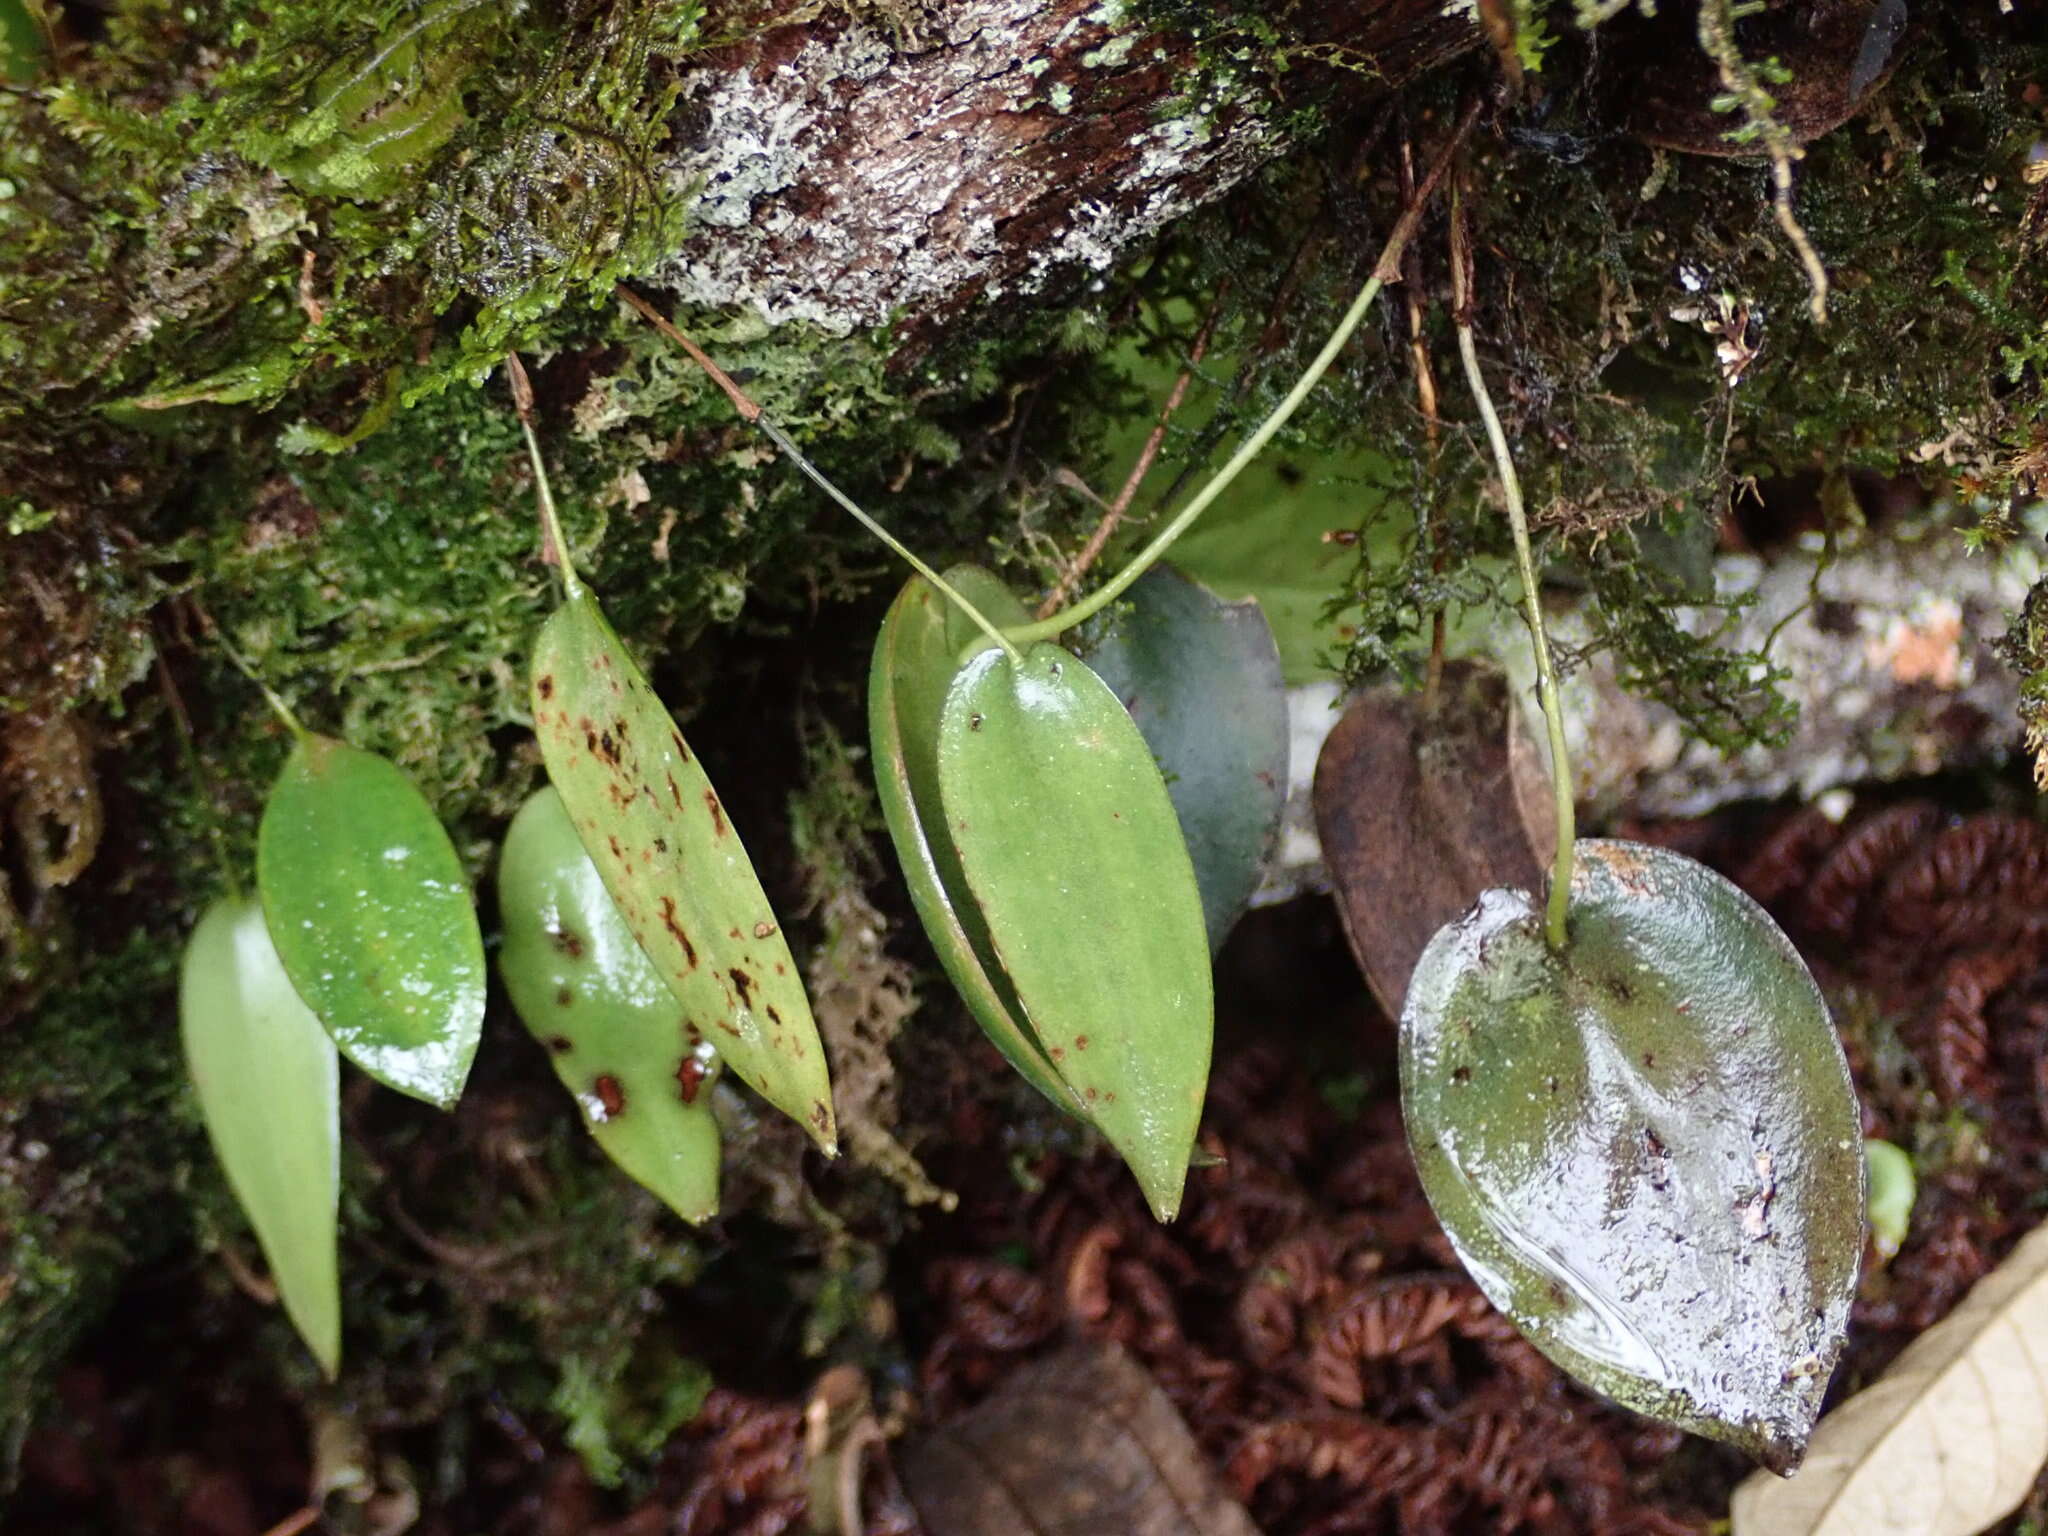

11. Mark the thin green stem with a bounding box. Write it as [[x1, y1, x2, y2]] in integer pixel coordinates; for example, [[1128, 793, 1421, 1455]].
[[1454, 319, 1575, 950], [613, 288, 1020, 665], [505, 352, 585, 604], [751, 417, 1021, 666], [198, 613, 304, 737], [1007, 96, 1482, 646], [1004, 270, 1388, 646]]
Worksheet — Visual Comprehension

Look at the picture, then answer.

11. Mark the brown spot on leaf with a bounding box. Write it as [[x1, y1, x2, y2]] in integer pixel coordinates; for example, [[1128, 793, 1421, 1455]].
[[555, 986, 574, 1008], [548, 1035, 573, 1054], [537, 675, 556, 700], [653, 837, 668, 854], [754, 921, 775, 938], [607, 835, 624, 862], [704, 789, 727, 837], [549, 927, 585, 960], [658, 897, 699, 968], [594, 1075, 625, 1117], [1050, 1045, 1066, 1062], [671, 730, 690, 762], [731, 967, 755, 1008], [675, 1056, 706, 1104], [1074, 1035, 1089, 1051]]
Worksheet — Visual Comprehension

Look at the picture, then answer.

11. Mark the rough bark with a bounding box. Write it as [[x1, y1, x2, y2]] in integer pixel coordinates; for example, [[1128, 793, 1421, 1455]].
[[659, 0, 1481, 338]]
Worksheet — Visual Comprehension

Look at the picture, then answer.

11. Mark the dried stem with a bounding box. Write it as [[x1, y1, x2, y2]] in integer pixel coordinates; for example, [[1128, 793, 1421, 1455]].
[[1035, 289, 1227, 619], [1696, 0, 1829, 323]]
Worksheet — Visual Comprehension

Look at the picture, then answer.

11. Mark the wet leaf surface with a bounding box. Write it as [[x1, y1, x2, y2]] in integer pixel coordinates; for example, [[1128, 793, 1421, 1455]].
[[498, 787, 720, 1223], [1732, 1217, 2048, 1536], [1078, 564, 1288, 953], [532, 592, 834, 1152], [869, 568, 1078, 1113], [1401, 839, 1865, 1470], [938, 642, 1212, 1221], [257, 732, 485, 1109], [180, 894, 342, 1377], [1315, 659, 1554, 1017]]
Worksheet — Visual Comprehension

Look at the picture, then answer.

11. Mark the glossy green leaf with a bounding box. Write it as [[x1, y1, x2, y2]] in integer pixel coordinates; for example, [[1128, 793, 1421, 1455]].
[[499, 787, 720, 1223], [869, 569, 1078, 1114], [532, 591, 835, 1152], [1401, 839, 1864, 1471], [938, 643, 1213, 1221], [180, 894, 342, 1377], [1076, 563, 1288, 952], [257, 732, 485, 1110]]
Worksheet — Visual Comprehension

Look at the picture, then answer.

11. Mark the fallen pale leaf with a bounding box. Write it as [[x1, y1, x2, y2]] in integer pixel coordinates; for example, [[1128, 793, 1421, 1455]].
[[1732, 1218, 2048, 1535]]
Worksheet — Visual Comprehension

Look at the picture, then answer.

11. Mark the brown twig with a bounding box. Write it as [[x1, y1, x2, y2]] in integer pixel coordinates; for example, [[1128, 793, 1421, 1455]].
[[257, 1507, 322, 1536], [1035, 290, 1228, 618], [1399, 133, 1450, 705], [616, 285, 761, 421]]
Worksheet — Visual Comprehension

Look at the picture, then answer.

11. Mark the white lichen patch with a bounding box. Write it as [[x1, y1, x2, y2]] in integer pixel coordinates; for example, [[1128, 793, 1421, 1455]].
[[654, 0, 1284, 334]]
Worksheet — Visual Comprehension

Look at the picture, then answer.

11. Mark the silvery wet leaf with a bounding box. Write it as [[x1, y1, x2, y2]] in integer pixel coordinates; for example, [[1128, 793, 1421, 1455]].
[[1401, 839, 1865, 1470]]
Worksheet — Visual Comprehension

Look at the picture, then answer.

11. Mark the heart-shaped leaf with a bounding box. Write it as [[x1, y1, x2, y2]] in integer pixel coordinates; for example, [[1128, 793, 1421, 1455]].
[[498, 786, 720, 1223], [1315, 660, 1555, 1017], [1076, 564, 1288, 953], [938, 643, 1213, 1221], [180, 893, 342, 1377], [532, 591, 835, 1152], [257, 732, 486, 1109], [869, 569, 1077, 1114], [1401, 839, 1864, 1469]]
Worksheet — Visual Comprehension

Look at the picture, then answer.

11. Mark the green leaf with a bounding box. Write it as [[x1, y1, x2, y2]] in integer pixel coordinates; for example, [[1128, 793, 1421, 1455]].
[[869, 569, 1078, 1114], [257, 732, 486, 1110], [937, 643, 1213, 1221], [1401, 840, 1865, 1470], [531, 592, 835, 1152], [1075, 563, 1288, 952], [180, 894, 342, 1377], [1864, 1137, 1915, 1262], [498, 787, 721, 1224]]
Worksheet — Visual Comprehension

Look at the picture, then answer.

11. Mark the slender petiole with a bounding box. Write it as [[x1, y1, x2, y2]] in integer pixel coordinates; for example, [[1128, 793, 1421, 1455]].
[[505, 353, 585, 605], [1449, 182, 1575, 951], [1004, 98, 1483, 647], [614, 289, 1022, 666]]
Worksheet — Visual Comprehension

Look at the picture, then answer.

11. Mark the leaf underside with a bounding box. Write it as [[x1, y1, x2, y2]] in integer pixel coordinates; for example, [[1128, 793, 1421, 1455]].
[[531, 592, 834, 1151], [937, 642, 1213, 1222], [180, 894, 343, 1377], [1401, 839, 1865, 1471], [257, 732, 485, 1109], [498, 787, 720, 1223], [1077, 563, 1288, 953]]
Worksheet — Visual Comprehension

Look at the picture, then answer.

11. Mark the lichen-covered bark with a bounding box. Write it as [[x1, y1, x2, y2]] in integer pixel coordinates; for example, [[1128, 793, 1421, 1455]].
[[661, 0, 1477, 335]]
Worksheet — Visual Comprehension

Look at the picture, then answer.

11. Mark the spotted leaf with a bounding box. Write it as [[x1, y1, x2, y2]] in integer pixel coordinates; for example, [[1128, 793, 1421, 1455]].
[[499, 787, 720, 1222], [531, 592, 834, 1151]]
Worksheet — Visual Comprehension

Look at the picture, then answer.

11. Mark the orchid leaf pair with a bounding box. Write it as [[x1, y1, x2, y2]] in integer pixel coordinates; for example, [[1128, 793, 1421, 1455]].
[[870, 564, 1247, 1222], [182, 711, 489, 1376]]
